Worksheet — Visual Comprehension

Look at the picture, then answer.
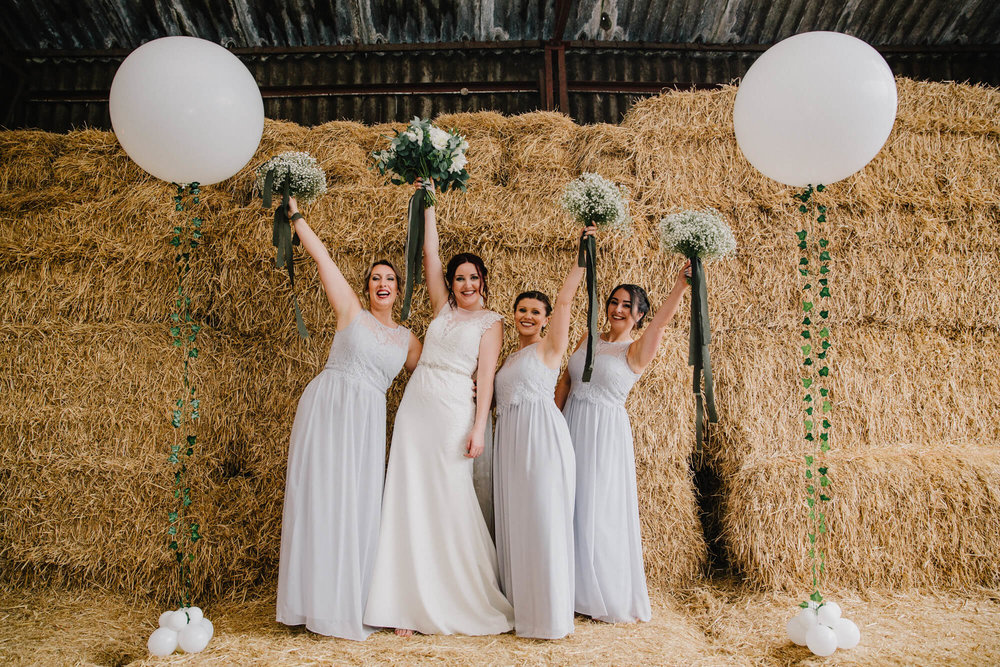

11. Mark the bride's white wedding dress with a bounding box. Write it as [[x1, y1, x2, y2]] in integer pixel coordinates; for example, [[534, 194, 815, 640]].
[[364, 305, 514, 635]]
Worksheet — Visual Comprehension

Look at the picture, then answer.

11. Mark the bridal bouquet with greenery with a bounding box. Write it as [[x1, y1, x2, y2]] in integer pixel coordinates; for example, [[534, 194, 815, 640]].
[[560, 173, 631, 382], [372, 118, 470, 319], [372, 117, 470, 207]]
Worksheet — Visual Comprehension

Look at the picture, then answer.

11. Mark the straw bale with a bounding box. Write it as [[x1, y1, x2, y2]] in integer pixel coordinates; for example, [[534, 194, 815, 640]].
[[571, 122, 639, 190], [434, 111, 510, 185], [306, 120, 383, 188], [707, 324, 1000, 476], [501, 111, 579, 189], [720, 446, 1000, 589], [0, 130, 61, 190]]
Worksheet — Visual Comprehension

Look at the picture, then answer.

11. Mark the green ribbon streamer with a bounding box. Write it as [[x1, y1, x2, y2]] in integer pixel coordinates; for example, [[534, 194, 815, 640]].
[[400, 189, 426, 321], [688, 255, 718, 449], [264, 168, 308, 339], [578, 231, 598, 382]]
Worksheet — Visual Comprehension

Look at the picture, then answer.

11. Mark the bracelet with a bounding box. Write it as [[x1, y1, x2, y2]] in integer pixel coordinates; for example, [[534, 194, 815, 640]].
[[290, 212, 304, 222]]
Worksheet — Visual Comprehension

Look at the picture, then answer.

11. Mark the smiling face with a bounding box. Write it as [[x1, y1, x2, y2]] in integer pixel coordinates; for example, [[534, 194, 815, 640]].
[[450, 261, 483, 310], [606, 287, 639, 334], [513, 297, 550, 338], [367, 264, 398, 308]]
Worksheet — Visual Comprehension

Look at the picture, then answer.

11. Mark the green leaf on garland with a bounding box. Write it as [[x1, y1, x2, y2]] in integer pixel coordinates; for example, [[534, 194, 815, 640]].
[[799, 601, 809, 609], [806, 470, 813, 479], [804, 420, 813, 430], [802, 378, 813, 388], [822, 400, 833, 413], [807, 485, 815, 495], [818, 205, 827, 213], [808, 533, 816, 543], [805, 407, 814, 415], [805, 433, 814, 440], [818, 467, 828, 475], [796, 230, 807, 240], [817, 215, 826, 223], [805, 455, 814, 464], [819, 278, 828, 286], [801, 345, 812, 355], [819, 238, 829, 247], [819, 310, 829, 318], [816, 184, 826, 192], [803, 301, 814, 312], [820, 265, 830, 274], [807, 498, 815, 507], [799, 269, 809, 276], [803, 317, 812, 325], [820, 494, 831, 501], [822, 341, 831, 349], [801, 331, 811, 339], [817, 352, 827, 360], [819, 251, 831, 261], [169, 541, 178, 550], [820, 287, 831, 298], [820, 388, 829, 396], [805, 394, 813, 402], [799, 205, 808, 213], [188, 349, 199, 358], [820, 433, 829, 441], [804, 359, 813, 366], [819, 366, 830, 377], [820, 442, 831, 451], [822, 419, 831, 428], [803, 282, 812, 290], [820, 327, 829, 337], [799, 241, 807, 250], [799, 258, 809, 266]]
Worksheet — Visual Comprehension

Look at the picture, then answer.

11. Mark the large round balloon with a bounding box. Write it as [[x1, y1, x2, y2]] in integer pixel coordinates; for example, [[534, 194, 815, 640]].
[[110, 36, 264, 185], [733, 31, 897, 187]]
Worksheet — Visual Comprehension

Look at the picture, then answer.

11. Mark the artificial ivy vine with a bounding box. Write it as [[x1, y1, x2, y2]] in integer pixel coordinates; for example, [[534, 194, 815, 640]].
[[169, 182, 203, 607], [794, 184, 833, 607]]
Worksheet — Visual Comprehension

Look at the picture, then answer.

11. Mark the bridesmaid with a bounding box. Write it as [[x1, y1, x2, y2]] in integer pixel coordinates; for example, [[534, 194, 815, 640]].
[[493, 226, 595, 639], [276, 197, 421, 640], [554, 261, 691, 624]]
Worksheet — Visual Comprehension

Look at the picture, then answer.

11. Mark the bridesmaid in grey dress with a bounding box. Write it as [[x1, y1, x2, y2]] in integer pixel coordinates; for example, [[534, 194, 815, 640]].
[[276, 197, 422, 640], [493, 226, 594, 639], [554, 261, 691, 624]]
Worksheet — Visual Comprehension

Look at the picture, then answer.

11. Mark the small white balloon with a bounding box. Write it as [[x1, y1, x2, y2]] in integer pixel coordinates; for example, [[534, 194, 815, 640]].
[[806, 623, 839, 657], [184, 606, 204, 624], [200, 617, 215, 642], [833, 617, 861, 649], [178, 623, 211, 654], [817, 601, 842, 626], [157, 610, 173, 628], [797, 607, 819, 628], [147, 627, 178, 657], [786, 615, 808, 646], [166, 609, 189, 632]]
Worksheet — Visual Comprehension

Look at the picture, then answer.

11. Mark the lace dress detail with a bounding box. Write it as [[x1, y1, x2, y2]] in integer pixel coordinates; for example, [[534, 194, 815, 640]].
[[417, 306, 503, 376], [566, 338, 641, 408], [277, 309, 411, 640], [323, 310, 411, 393], [494, 343, 559, 414]]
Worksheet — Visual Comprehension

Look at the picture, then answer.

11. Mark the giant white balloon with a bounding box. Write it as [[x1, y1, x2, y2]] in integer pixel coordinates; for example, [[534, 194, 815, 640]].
[[110, 36, 264, 185], [733, 31, 897, 186]]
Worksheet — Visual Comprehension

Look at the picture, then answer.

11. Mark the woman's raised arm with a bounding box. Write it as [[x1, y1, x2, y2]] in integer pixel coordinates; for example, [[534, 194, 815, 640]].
[[626, 260, 691, 374], [539, 226, 594, 369], [288, 197, 361, 328], [419, 180, 450, 315]]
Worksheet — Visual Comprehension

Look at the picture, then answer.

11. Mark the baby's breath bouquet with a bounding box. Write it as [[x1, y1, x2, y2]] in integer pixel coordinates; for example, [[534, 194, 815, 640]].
[[372, 117, 470, 319], [560, 173, 631, 382], [256, 151, 328, 339], [659, 209, 736, 450]]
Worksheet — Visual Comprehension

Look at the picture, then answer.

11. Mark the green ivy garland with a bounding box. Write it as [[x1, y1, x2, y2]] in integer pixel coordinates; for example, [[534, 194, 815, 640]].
[[168, 183, 203, 607], [794, 184, 833, 608]]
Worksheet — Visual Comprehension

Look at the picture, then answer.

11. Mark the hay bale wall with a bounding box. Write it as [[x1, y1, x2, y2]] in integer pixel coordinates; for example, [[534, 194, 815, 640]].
[[1, 78, 997, 599]]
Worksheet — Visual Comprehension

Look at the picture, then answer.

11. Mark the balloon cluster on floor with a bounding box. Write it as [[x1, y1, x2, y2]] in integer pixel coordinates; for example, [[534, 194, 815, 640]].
[[786, 601, 860, 657], [147, 607, 215, 657]]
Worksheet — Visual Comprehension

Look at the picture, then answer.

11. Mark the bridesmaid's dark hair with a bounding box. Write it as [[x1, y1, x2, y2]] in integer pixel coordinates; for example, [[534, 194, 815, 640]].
[[605, 284, 650, 329], [513, 291, 552, 316], [363, 259, 400, 297], [446, 253, 489, 308]]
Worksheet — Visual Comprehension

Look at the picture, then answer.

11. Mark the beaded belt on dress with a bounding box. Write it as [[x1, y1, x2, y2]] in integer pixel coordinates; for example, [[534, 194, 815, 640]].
[[416, 360, 467, 376]]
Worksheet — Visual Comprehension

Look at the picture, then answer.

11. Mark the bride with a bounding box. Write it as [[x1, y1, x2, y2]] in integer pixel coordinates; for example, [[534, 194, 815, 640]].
[[364, 181, 514, 636]]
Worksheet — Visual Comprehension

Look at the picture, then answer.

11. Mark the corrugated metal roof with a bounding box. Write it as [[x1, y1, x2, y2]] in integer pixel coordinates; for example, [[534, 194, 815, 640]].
[[2, 0, 997, 51]]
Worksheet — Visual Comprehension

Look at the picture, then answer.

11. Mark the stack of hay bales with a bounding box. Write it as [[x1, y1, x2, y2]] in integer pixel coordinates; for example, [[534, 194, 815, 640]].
[[624, 79, 1000, 590], [0, 106, 705, 602]]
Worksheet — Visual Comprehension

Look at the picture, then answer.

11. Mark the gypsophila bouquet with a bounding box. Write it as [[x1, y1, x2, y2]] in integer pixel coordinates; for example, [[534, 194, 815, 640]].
[[255, 151, 327, 204], [560, 173, 631, 231], [372, 117, 469, 206], [659, 209, 736, 259]]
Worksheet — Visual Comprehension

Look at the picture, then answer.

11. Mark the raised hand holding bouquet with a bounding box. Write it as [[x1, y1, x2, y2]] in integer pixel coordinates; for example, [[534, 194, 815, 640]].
[[659, 209, 736, 447], [372, 117, 469, 319], [256, 151, 328, 338], [560, 173, 631, 381]]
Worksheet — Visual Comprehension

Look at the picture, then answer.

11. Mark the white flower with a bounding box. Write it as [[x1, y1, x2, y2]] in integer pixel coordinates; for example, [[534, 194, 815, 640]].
[[429, 127, 450, 151], [659, 209, 736, 259], [255, 151, 328, 205], [402, 130, 419, 144], [448, 153, 468, 173], [560, 173, 631, 230]]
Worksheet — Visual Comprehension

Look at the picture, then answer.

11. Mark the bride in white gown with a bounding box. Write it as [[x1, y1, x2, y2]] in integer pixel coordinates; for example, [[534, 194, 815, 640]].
[[364, 181, 514, 636]]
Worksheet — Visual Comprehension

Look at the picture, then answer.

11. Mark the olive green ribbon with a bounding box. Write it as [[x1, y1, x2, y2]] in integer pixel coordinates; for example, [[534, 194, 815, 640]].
[[577, 231, 598, 382], [263, 168, 308, 339], [400, 188, 427, 321], [688, 255, 718, 449]]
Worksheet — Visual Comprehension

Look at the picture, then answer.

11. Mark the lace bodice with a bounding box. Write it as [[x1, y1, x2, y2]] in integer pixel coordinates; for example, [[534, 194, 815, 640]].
[[417, 306, 503, 376], [323, 310, 410, 392], [494, 343, 558, 413], [566, 337, 641, 408]]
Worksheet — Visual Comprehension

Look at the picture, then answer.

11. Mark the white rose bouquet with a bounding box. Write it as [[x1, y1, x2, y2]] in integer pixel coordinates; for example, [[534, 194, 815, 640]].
[[255, 151, 328, 339], [658, 208, 736, 449], [559, 173, 631, 382], [372, 117, 470, 319], [372, 117, 469, 207]]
